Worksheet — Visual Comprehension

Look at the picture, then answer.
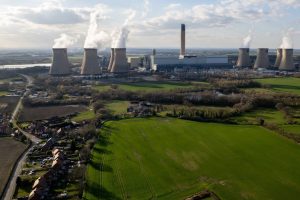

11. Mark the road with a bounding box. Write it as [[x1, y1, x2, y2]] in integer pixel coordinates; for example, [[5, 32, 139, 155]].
[[2, 74, 41, 200]]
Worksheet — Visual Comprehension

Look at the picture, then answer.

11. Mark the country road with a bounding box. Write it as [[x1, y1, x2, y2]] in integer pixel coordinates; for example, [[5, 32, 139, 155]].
[[2, 74, 41, 200]]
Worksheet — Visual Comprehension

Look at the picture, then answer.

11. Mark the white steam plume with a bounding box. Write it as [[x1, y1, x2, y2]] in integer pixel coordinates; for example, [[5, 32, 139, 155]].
[[280, 28, 294, 49], [84, 6, 110, 49], [111, 10, 136, 48], [142, 0, 150, 18], [241, 30, 253, 48], [53, 33, 79, 48]]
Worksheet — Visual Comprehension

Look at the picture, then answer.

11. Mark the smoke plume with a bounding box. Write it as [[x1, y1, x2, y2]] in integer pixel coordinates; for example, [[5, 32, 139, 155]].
[[53, 33, 79, 48], [280, 29, 293, 49], [111, 10, 136, 48], [84, 7, 110, 49], [241, 30, 253, 48], [142, 0, 150, 18]]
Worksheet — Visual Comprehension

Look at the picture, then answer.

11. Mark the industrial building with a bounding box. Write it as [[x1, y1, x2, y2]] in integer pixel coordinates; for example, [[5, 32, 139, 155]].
[[150, 24, 232, 72], [254, 48, 270, 69], [274, 48, 282, 68], [49, 48, 70, 75], [107, 48, 115, 72], [151, 56, 231, 72], [81, 48, 101, 75], [236, 48, 251, 68], [279, 49, 295, 71], [110, 48, 129, 73]]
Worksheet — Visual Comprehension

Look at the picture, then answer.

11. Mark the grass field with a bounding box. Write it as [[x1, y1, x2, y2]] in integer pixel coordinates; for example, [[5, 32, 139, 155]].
[[94, 82, 194, 92], [233, 109, 286, 125], [256, 77, 300, 94], [0, 137, 27, 196], [84, 118, 300, 200], [19, 105, 87, 121], [281, 125, 300, 135], [72, 108, 96, 122], [106, 101, 130, 115]]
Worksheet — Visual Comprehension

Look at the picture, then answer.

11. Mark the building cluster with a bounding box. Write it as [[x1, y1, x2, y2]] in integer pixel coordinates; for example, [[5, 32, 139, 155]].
[[28, 148, 66, 200], [49, 24, 299, 76], [236, 48, 296, 70], [0, 113, 11, 135], [50, 46, 130, 76]]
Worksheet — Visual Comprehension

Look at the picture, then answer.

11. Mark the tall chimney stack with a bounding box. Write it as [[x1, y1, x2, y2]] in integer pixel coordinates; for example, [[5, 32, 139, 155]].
[[254, 48, 269, 69], [180, 24, 186, 57], [110, 48, 129, 73], [81, 48, 100, 75], [236, 48, 251, 68], [49, 48, 70, 75], [107, 48, 115, 72], [274, 48, 282, 68], [279, 49, 294, 71]]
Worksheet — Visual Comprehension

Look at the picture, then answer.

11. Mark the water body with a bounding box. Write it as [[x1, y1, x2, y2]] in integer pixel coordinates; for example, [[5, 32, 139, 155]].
[[0, 63, 51, 69]]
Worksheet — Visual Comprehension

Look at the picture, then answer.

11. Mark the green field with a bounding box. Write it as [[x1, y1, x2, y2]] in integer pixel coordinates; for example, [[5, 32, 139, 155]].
[[256, 77, 300, 94], [106, 101, 130, 115], [0, 137, 27, 196], [84, 118, 300, 200], [94, 82, 194, 92], [281, 125, 300, 134], [233, 109, 286, 125], [72, 108, 96, 122]]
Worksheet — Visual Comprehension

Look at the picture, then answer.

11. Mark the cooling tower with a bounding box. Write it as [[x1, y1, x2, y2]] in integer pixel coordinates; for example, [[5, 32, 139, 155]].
[[279, 49, 294, 71], [110, 48, 129, 73], [180, 24, 186, 57], [254, 48, 269, 69], [274, 48, 282, 68], [107, 48, 115, 72], [49, 48, 70, 75], [236, 48, 251, 68], [81, 48, 100, 75]]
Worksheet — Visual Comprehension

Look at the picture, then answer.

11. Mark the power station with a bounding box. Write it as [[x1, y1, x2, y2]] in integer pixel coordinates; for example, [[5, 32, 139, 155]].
[[279, 49, 294, 71], [110, 48, 129, 73], [180, 24, 186, 58], [81, 48, 100, 75], [107, 48, 115, 72], [236, 48, 251, 68], [48, 23, 298, 75], [49, 48, 70, 75], [254, 48, 269, 69], [274, 48, 282, 68]]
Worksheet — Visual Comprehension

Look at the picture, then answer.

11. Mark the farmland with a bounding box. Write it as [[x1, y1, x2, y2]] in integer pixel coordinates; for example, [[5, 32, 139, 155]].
[[106, 101, 130, 115], [19, 105, 87, 121], [84, 118, 300, 200], [256, 77, 300, 94], [232, 108, 286, 125], [0, 96, 20, 114], [0, 137, 27, 196], [93, 81, 195, 92], [72, 108, 96, 122]]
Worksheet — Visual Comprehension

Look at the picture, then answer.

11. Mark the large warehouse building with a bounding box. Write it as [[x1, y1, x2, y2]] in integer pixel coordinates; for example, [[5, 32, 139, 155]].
[[150, 55, 231, 72]]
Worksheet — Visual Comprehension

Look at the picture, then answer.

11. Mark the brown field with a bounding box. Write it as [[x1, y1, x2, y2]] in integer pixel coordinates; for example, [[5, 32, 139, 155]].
[[19, 105, 87, 121], [0, 137, 27, 196], [0, 96, 20, 114]]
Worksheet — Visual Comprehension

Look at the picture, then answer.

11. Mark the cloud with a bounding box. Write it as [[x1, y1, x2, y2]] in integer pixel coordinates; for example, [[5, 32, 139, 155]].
[[143, 0, 272, 30], [2, 1, 110, 25]]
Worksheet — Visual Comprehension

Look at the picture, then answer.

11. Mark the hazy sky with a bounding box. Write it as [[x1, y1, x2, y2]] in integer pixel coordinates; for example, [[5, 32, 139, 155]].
[[0, 0, 300, 49]]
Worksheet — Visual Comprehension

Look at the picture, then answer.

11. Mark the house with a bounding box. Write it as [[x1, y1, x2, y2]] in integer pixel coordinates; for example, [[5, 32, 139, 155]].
[[32, 177, 48, 190], [28, 187, 46, 200], [41, 138, 55, 151]]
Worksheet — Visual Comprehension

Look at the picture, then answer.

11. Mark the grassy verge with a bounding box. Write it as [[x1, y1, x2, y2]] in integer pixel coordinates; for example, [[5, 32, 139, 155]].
[[84, 118, 300, 200]]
